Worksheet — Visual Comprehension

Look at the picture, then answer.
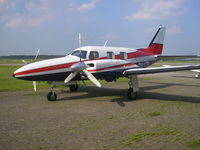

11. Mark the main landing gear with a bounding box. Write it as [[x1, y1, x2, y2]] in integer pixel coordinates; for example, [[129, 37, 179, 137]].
[[127, 75, 139, 100], [46, 77, 139, 101], [47, 84, 79, 101]]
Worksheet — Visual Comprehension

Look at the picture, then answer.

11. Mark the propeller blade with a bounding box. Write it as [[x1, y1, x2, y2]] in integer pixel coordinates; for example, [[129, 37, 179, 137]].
[[33, 81, 37, 92], [79, 33, 82, 62], [34, 48, 40, 60], [104, 40, 108, 47], [64, 72, 78, 83], [82, 69, 101, 87], [22, 59, 28, 64]]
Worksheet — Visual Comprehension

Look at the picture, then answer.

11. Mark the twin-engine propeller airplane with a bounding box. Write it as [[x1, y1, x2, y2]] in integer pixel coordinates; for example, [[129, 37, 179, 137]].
[[13, 26, 200, 101]]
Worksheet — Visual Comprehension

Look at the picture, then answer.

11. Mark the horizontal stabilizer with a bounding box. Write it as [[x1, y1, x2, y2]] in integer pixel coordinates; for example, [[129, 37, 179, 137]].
[[123, 64, 200, 75]]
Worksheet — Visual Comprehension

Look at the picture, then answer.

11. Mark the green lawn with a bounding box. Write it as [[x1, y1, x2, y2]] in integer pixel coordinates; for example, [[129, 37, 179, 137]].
[[0, 59, 199, 91], [0, 65, 49, 91], [0, 59, 25, 64]]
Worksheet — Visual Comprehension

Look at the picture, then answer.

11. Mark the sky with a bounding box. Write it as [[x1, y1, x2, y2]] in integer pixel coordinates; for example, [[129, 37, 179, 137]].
[[0, 0, 200, 55]]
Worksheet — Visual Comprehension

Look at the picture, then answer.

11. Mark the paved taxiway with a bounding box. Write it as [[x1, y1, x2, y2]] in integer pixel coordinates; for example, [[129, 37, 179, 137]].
[[0, 71, 200, 150]]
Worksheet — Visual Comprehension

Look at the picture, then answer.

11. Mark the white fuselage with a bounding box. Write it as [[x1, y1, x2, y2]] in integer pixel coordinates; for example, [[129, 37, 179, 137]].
[[13, 46, 158, 82]]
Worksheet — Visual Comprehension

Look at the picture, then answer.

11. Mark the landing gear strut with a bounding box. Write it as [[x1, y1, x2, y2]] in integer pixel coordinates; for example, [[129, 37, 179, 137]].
[[47, 86, 57, 101], [127, 75, 139, 100]]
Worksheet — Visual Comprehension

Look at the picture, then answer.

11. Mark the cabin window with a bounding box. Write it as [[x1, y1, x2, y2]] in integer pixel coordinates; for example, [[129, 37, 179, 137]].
[[107, 51, 114, 59], [89, 51, 99, 60], [120, 52, 127, 60], [71, 50, 87, 59]]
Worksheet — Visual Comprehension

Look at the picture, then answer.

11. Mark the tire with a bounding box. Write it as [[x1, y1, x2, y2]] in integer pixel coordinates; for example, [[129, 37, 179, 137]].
[[69, 84, 78, 92], [47, 91, 57, 101], [127, 88, 138, 100]]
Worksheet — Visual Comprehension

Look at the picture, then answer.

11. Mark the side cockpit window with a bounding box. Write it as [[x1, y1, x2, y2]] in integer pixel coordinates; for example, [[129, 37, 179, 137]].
[[107, 51, 114, 59], [120, 52, 127, 60], [89, 51, 99, 60], [71, 50, 87, 59]]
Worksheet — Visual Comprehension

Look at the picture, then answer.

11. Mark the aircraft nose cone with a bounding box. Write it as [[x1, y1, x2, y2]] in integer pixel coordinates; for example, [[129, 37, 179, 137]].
[[13, 66, 26, 80], [12, 73, 16, 78]]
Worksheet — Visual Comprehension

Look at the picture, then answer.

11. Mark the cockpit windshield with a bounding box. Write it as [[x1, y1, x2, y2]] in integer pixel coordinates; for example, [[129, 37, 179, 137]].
[[71, 50, 87, 59]]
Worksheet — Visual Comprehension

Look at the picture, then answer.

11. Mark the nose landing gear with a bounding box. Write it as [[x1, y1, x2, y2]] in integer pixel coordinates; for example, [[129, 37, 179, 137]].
[[47, 84, 79, 101], [47, 86, 57, 101]]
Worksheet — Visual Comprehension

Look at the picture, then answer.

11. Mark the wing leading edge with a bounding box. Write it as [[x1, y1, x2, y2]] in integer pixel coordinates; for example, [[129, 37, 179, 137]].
[[123, 64, 200, 76]]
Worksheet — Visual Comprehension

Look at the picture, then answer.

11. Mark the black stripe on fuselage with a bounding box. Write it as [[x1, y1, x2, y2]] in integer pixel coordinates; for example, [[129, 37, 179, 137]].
[[15, 70, 126, 81]]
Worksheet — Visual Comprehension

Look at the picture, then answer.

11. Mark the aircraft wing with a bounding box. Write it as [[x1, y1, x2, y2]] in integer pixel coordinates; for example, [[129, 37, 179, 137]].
[[156, 55, 200, 61], [192, 69, 200, 72], [123, 64, 200, 76]]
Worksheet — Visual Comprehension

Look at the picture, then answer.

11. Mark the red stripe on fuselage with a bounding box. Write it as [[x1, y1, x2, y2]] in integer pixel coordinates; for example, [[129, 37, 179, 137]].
[[15, 62, 77, 76], [15, 44, 163, 76], [138, 44, 163, 55]]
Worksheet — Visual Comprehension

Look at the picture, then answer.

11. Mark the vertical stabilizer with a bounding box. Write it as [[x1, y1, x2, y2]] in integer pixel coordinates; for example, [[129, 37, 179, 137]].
[[149, 26, 166, 46], [141, 26, 166, 55]]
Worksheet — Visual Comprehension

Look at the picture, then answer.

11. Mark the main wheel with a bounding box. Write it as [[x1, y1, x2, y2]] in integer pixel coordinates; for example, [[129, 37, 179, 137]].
[[69, 84, 78, 92], [127, 88, 138, 100], [47, 91, 57, 101]]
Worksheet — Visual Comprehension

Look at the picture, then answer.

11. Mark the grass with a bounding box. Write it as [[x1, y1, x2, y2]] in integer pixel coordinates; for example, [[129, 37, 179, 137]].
[[0, 59, 199, 92], [0, 59, 31, 64], [187, 139, 200, 148], [0, 65, 49, 91], [151, 60, 200, 67], [0, 59, 45, 64], [0, 64, 150, 92], [147, 111, 162, 117], [120, 128, 180, 147]]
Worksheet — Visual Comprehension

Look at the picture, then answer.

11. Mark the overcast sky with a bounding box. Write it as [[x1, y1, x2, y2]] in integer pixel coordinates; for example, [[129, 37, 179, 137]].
[[0, 0, 200, 55]]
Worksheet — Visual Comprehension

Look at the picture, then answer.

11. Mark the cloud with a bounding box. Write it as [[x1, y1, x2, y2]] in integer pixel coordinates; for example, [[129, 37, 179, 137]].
[[2, 1, 53, 29], [0, 0, 15, 10], [101, 33, 118, 41], [168, 26, 181, 33], [77, 1, 97, 11], [146, 25, 182, 34], [5, 16, 23, 28], [125, 0, 186, 20], [0, 0, 99, 29]]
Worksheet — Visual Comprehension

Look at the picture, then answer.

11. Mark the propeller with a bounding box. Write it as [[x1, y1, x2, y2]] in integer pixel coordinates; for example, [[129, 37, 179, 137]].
[[64, 34, 101, 87], [32, 48, 40, 91], [79, 33, 82, 62], [64, 62, 101, 87], [34, 48, 40, 60], [21, 48, 40, 64], [22, 59, 28, 64], [21, 48, 40, 92], [104, 40, 108, 47]]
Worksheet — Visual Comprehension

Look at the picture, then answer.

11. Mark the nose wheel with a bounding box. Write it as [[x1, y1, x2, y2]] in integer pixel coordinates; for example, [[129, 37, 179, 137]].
[[47, 86, 57, 101], [46, 84, 79, 101], [47, 91, 57, 101]]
